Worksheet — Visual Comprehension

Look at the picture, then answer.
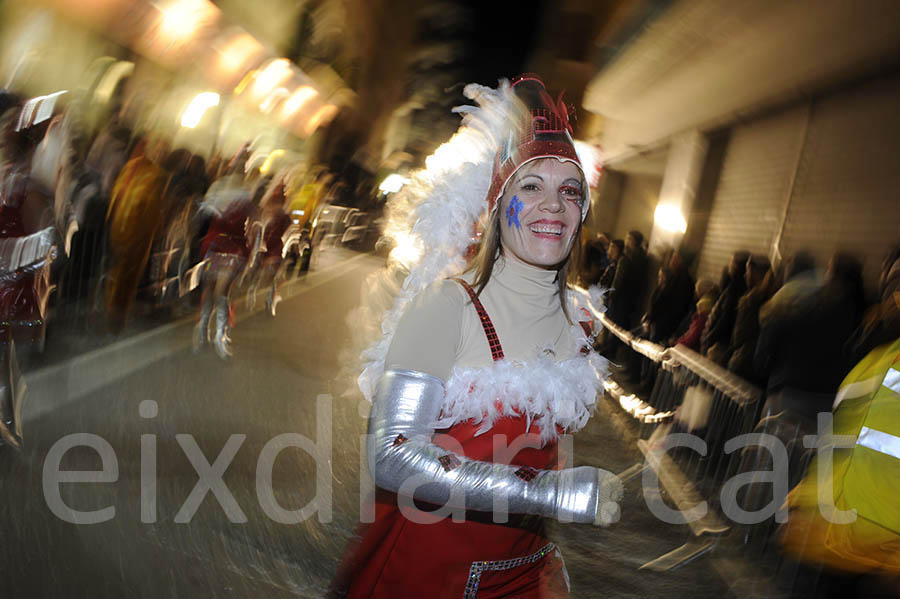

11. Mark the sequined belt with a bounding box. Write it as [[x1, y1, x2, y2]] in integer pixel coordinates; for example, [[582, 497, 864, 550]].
[[463, 542, 557, 598]]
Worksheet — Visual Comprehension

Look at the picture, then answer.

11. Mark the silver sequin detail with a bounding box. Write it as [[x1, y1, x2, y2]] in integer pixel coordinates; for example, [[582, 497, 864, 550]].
[[463, 543, 556, 598]]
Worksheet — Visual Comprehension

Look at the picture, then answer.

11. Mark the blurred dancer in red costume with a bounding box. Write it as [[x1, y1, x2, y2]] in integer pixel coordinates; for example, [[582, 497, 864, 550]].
[[335, 76, 623, 598], [193, 150, 256, 359], [246, 174, 291, 316]]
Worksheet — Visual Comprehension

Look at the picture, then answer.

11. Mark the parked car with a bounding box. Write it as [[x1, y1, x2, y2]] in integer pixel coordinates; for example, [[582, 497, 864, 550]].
[[341, 211, 378, 250], [311, 205, 357, 248]]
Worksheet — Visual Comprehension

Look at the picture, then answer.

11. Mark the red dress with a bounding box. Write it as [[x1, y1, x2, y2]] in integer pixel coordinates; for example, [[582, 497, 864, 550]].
[[340, 281, 569, 598], [200, 199, 253, 259]]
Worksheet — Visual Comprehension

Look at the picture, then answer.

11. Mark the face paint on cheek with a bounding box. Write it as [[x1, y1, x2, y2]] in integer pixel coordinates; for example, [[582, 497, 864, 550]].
[[506, 196, 523, 229]]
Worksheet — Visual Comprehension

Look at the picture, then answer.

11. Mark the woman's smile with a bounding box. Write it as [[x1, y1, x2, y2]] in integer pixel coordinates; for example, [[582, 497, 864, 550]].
[[527, 219, 567, 239]]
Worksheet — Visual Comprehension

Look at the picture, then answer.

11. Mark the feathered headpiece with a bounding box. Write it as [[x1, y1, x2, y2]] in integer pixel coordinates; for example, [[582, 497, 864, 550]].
[[485, 74, 589, 220]]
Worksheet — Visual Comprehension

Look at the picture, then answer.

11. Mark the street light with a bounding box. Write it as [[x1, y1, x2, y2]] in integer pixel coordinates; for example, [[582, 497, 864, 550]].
[[157, 0, 216, 43], [181, 91, 220, 128], [653, 203, 687, 234]]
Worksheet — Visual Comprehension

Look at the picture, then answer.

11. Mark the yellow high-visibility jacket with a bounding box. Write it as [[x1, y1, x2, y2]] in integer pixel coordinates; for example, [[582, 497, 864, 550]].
[[780, 337, 900, 572]]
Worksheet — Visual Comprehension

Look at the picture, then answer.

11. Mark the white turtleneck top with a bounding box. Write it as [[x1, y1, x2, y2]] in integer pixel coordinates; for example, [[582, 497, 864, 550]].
[[385, 255, 578, 381], [381, 254, 606, 443]]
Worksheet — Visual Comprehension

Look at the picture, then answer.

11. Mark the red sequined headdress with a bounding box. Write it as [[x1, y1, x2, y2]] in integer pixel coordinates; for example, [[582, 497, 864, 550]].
[[484, 74, 589, 221]]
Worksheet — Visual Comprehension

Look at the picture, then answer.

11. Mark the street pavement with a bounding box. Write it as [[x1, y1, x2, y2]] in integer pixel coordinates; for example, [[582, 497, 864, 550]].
[[0, 247, 745, 598]]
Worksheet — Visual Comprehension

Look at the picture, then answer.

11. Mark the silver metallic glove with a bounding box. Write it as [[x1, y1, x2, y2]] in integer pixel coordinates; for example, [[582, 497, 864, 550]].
[[367, 369, 623, 525]]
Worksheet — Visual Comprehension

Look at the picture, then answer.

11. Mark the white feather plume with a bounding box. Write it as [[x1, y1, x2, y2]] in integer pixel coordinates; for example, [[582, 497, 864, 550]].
[[357, 81, 526, 402]]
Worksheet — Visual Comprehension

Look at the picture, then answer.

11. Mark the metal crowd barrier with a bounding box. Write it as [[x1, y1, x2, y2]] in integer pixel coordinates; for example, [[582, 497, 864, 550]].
[[598, 312, 830, 595], [599, 314, 774, 565]]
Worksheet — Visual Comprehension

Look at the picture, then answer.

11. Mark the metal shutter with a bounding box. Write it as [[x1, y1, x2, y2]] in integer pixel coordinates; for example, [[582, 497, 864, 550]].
[[780, 75, 900, 288], [696, 107, 808, 281]]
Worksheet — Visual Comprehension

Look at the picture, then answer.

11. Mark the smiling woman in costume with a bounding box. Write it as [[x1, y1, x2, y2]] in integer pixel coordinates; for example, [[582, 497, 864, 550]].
[[342, 75, 622, 598]]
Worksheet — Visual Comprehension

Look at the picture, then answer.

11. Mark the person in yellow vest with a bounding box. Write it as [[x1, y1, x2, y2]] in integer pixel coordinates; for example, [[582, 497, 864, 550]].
[[780, 322, 900, 582], [287, 168, 330, 231]]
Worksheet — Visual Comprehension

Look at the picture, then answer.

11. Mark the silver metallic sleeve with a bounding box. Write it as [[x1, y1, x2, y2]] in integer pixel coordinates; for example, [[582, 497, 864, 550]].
[[367, 369, 623, 525]]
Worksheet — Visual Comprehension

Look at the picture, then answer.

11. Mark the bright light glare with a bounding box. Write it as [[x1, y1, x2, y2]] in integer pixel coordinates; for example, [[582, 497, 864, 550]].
[[574, 140, 603, 188], [219, 34, 261, 73], [259, 88, 289, 113], [654, 204, 687, 234], [389, 232, 422, 268], [282, 86, 317, 118], [158, 0, 212, 42], [304, 104, 338, 135], [378, 174, 409, 194], [181, 91, 220, 128], [252, 59, 292, 98]]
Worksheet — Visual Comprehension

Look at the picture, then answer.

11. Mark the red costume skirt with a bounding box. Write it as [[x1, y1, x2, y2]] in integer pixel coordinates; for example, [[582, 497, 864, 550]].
[[339, 414, 569, 599]]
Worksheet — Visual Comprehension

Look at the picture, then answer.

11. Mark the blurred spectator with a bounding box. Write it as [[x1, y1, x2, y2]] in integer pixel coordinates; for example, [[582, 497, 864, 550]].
[[673, 278, 718, 352], [701, 249, 750, 363], [727, 254, 774, 383], [642, 248, 695, 343], [85, 117, 131, 200], [757, 251, 817, 323], [581, 232, 610, 286], [150, 149, 208, 301], [608, 230, 648, 330], [755, 252, 863, 426], [598, 238, 623, 290], [847, 242, 900, 361], [104, 138, 170, 332]]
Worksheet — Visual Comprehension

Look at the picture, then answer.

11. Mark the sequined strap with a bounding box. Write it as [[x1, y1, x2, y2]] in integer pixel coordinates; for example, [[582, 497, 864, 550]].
[[451, 278, 504, 361]]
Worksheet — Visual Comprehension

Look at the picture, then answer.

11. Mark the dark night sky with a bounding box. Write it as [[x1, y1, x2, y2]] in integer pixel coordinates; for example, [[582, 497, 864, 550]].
[[457, 0, 548, 86]]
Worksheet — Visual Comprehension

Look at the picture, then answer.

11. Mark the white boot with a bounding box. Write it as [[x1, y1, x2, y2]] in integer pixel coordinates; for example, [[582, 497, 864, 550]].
[[265, 285, 281, 317], [193, 294, 213, 353], [213, 297, 232, 360]]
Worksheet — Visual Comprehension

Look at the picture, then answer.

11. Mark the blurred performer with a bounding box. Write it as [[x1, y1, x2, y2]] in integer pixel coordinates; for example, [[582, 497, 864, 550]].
[[0, 95, 56, 447], [247, 176, 290, 316], [335, 76, 622, 598], [0, 96, 55, 351], [193, 152, 255, 359], [105, 138, 169, 331]]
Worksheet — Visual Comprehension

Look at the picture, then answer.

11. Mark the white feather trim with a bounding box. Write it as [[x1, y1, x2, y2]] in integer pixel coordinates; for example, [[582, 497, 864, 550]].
[[432, 289, 610, 445], [436, 348, 609, 445]]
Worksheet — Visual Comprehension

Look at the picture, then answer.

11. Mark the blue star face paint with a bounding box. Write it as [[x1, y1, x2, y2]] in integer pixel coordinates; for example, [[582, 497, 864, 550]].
[[506, 196, 523, 229]]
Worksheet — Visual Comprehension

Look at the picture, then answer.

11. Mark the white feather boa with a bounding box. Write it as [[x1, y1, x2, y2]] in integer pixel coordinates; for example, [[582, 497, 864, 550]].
[[433, 286, 610, 444]]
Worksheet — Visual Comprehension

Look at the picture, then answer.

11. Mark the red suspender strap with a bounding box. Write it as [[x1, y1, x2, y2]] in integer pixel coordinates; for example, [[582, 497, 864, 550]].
[[451, 278, 505, 361]]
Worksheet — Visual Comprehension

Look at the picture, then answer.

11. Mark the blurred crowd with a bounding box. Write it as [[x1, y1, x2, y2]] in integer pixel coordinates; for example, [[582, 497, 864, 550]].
[[0, 86, 349, 371], [583, 231, 900, 424]]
